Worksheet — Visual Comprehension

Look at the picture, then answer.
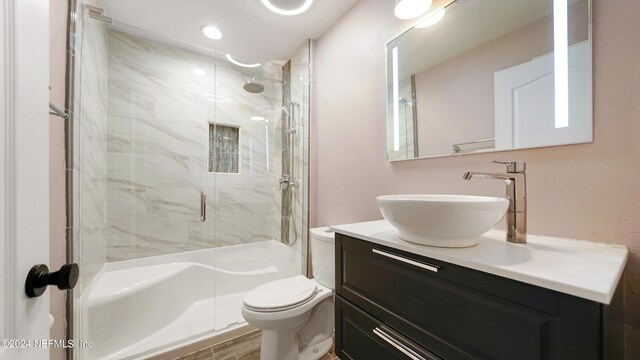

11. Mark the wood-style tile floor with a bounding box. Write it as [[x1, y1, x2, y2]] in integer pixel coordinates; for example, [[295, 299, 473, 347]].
[[175, 330, 339, 360]]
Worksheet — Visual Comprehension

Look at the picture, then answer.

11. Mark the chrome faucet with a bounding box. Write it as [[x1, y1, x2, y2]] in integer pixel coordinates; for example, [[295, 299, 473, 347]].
[[463, 160, 527, 244]]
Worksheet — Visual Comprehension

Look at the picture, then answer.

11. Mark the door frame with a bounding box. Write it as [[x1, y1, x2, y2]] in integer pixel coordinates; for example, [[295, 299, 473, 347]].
[[1, 0, 51, 358]]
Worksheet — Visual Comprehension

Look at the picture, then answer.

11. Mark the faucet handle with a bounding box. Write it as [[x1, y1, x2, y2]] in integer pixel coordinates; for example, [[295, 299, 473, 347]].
[[492, 160, 526, 173]]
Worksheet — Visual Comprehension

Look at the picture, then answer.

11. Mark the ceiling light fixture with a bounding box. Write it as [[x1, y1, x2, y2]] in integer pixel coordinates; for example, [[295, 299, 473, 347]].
[[201, 25, 222, 40], [394, 0, 432, 20], [192, 68, 207, 76], [226, 54, 261, 68], [260, 0, 314, 16], [251, 116, 266, 121], [415, 8, 445, 28]]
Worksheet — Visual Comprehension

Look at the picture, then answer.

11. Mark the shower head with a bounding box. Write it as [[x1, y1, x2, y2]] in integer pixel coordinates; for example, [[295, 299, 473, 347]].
[[242, 76, 285, 94], [243, 79, 265, 93]]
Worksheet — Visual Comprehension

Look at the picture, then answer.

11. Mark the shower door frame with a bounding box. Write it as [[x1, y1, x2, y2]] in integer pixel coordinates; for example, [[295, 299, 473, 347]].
[[63, 1, 78, 359]]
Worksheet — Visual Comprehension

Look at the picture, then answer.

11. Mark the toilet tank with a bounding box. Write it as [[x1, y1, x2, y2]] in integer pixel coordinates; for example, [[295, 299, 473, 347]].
[[310, 227, 335, 290]]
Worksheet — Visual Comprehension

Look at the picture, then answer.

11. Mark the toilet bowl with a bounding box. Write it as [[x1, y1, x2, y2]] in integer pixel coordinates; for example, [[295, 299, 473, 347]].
[[241, 227, 335, 360]]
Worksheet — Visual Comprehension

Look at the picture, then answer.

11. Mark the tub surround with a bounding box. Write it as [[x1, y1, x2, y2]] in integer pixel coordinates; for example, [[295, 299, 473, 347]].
[[331, 220, 628, 304], [105, 31, 283, 262]]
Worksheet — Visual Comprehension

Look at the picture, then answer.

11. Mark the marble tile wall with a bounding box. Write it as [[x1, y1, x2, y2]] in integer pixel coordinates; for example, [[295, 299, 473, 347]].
[[105, 31, 286, 261], [74, 2, 109, 293]]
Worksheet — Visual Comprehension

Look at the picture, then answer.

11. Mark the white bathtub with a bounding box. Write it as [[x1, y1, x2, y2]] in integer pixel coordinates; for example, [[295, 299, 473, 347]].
[[78, 240, 302, 360]]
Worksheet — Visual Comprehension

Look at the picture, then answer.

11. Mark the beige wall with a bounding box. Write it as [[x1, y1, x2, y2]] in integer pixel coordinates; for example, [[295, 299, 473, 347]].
[[313, 0, 640, 357], [49, 1, 68, 359]]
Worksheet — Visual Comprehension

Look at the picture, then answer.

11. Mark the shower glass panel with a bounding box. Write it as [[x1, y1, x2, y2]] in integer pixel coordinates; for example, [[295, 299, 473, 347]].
[[210, 56, 291, 331], [288, 40, 311, 274], [72, 2, 308, 359], [73, 7, 110, 359], [74, 6, 218, 358]]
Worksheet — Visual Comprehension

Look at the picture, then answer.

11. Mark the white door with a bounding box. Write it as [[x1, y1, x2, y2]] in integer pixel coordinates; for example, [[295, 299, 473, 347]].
[[1, 0, 51, 359], [494, 40, 592, 150]]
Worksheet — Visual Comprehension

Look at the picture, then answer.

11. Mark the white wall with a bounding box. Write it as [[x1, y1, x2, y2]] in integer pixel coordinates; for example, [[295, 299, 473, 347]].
[[313, 0, 640, 357]]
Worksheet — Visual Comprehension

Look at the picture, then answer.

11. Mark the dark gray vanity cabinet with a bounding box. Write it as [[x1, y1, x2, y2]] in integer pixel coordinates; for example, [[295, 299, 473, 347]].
[[335, 233, 603, 360]]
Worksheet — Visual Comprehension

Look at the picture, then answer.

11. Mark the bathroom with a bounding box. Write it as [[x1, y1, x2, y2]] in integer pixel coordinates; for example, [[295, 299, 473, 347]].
[[1, 0, 638, 359]]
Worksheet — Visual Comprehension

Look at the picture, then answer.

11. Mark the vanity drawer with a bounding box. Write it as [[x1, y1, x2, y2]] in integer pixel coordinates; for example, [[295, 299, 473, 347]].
[[336, 234, 602, 360], [336, 296, 442, 360]]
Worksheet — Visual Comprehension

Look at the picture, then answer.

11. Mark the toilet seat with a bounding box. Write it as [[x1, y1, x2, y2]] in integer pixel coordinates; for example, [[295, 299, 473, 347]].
[[244, 275, 318, 312]]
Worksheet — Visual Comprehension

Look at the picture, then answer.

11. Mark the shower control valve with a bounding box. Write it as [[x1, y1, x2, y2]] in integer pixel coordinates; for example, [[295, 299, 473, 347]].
[[279, 175, 299, 190], [279, 175, 290, 190]]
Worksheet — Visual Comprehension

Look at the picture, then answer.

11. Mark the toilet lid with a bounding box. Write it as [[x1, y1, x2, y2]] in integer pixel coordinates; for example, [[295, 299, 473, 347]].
[[244, 275, 318, 311]]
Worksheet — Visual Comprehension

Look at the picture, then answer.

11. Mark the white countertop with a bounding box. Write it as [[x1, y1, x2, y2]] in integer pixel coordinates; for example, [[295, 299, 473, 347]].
[[330, 220, 628, 304]]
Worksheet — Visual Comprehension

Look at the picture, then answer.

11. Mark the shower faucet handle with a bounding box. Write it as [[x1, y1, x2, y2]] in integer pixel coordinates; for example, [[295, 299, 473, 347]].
[[279, 175, 299, 190], [279, 175, 290, 190]]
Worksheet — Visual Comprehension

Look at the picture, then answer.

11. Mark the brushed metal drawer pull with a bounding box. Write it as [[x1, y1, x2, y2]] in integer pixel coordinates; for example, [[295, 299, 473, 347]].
[[373, 327, 427, 360], [372, 249, 439, 273]]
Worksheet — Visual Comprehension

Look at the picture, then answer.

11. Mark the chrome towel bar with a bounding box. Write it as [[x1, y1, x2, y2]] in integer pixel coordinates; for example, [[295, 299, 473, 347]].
[[49, 102, 68, 119]]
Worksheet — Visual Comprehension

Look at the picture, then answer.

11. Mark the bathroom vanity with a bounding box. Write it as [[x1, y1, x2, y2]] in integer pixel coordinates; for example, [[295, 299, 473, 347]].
[[331, 221, 628, 360]]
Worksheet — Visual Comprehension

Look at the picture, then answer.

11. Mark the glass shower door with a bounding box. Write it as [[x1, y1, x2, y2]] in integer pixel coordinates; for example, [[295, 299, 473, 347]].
[[73, 3, 311, 357], [210, 42, 311, 331], [210, 56, 291, 332], [74, 6, 219, 358]]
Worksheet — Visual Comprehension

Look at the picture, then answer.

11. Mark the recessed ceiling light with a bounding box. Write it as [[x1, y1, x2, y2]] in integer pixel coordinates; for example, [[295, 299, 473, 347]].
[[226, 54, 261, 68], [202, 93, 231, 103], [415, 8, 445, 28], [251, 116, 266, 121], [394, 0, 432, 20], [201, 25, 222, 40], [192, 68, 207, 76], [260, 0, 314, 16]]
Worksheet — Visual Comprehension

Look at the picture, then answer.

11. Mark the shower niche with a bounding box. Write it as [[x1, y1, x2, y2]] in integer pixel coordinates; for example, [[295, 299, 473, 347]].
[[209, 123, 240, 174]]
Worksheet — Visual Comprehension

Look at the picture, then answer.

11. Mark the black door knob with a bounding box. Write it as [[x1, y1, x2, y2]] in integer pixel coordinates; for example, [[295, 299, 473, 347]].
[[25, 263, 79, 298]]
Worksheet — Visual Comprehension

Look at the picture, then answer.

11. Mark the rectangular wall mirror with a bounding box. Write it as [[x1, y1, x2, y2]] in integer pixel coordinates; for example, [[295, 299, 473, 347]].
[[386, 0, 592, 160]]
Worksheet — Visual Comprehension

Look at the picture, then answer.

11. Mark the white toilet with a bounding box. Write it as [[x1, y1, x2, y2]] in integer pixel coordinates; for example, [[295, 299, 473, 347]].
[[241, 227, 335, 360]]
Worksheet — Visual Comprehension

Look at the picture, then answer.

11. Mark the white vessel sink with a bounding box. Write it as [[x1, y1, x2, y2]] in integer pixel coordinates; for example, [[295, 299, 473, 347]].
[[376, 195, 509, 247]]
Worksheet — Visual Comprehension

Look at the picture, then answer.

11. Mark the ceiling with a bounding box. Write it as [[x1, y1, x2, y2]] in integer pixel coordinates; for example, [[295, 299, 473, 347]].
[[97, 0, 359, 64]]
